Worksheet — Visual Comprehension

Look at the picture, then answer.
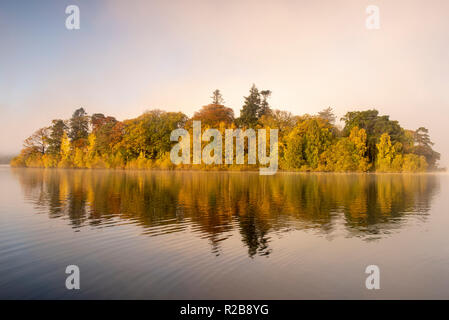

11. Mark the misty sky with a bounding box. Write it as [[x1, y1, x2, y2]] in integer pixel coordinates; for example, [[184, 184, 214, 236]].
[[1, 0, 448, 166]]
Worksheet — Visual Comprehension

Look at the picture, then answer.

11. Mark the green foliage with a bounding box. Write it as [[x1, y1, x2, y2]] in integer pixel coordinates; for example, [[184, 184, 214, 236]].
[[258, 90, 272, 118], [47, 120, 67, 155], [237, 84, 272, 127], [238, 84, 261, 127], [69, 108, 89, 147], [413, 127, 440, 169], [121, 110, 187, 160], [321, 127, 371, 172], [342, 109, 405, 162], [284, 117, 334, 170], [375, 133, 428, 172]]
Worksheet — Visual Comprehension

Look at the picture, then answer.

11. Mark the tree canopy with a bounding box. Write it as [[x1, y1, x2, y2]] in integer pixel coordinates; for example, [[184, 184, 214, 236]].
[[11, 86, 442, 172], [192, 104, 234, 127]]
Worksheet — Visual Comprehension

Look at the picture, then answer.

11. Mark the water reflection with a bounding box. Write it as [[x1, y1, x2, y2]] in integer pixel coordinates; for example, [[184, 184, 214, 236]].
[[12, 169, 439, 257]]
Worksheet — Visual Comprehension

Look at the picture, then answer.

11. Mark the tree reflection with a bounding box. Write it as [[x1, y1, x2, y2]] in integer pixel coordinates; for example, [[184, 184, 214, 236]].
[[13, 169, 439, 257]]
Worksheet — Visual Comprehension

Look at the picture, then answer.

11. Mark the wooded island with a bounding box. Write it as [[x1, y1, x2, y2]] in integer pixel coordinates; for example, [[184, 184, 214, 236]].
[[11, 86, 441, 172]]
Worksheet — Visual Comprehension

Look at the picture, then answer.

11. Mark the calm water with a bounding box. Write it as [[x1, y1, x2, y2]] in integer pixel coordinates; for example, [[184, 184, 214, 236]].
[[1, 166, 449, 299]]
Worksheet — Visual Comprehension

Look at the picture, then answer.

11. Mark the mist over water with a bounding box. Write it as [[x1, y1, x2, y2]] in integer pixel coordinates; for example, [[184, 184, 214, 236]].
[[1, 167, 448, 299]]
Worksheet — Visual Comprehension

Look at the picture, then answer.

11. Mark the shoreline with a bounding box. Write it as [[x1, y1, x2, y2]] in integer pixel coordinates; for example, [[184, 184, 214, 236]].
[[8, 165, 446, 175]]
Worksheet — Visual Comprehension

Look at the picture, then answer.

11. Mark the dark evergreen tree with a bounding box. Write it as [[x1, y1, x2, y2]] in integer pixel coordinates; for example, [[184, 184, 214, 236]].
[[69, 108, 89, 144], [238, 84, 261, 127], [211, 89, 225, 105], [413, 127, 440, 169], [47, 119, 67, 155], [341, 109, 404, 162], [258, 90, 272, 118]]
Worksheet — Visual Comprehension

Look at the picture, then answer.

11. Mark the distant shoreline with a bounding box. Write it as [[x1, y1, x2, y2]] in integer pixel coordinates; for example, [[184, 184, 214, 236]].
[[8, 165, 446, 174], [0, 156, 14, 165]]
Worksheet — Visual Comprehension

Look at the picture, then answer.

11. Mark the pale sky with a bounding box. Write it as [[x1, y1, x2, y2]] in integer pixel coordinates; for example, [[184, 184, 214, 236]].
[[1, 0, 448, 166]]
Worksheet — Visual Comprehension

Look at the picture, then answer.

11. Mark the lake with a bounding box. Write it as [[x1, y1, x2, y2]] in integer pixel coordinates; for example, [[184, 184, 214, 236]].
[[1, 166, 448, 299]]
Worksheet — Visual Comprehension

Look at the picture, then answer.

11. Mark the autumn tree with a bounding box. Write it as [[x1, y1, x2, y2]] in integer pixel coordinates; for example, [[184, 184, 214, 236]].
[[121, 110, 187, 159], [23, 127, 50, 155], [259, 110, 298, 164], [321, 127, 371, 172], [376, 133, 399, 172], [259, 110, 297, 132], [90, 115, 119, 155], [402, 154, 428, 172], [284, 117, 335, 170], [342, 109, 405, 162], [91, 113, 116, 133], [349, 127, 371, 171], [10, 92, 441, 172], [58, 131, 72, 168], [192, 104, 234, 127]]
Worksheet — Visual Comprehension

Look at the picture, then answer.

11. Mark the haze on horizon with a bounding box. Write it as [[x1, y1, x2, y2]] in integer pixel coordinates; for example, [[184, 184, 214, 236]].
[[1, 0, 448, 167]]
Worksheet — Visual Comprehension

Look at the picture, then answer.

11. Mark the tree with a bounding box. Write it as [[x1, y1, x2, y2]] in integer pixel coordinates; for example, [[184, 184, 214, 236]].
[[342, 109, 405, 162], [69, 108, 90, 145], [91, 113, 116, 133], [285, 117, 334, 170], [321, 138, 354, 171], [121, 110, 188, 159], [238, 84, 261, 127], [258, 90, 272, 118], [10, 97, 441, 173], [318, 107, 336, 124], [192, 104, 234, 127], [376, 133, 400, 172], [259, 110, 298, 164], [58, 131, 72, 168], [413, 127, 440, 169], [23, 127, 50, 155], [349, 127, 371, 171], [89, 114, 119, 156], [259, 110, 297, 133], [402, 129, 415, 154], [320, 127, 370, 172], [47, 119, 67, 155], [211, 89, 225, 105], [95, 120, 119, 155], [402, 154, 428, 172], [414, 127, 433, 147]]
